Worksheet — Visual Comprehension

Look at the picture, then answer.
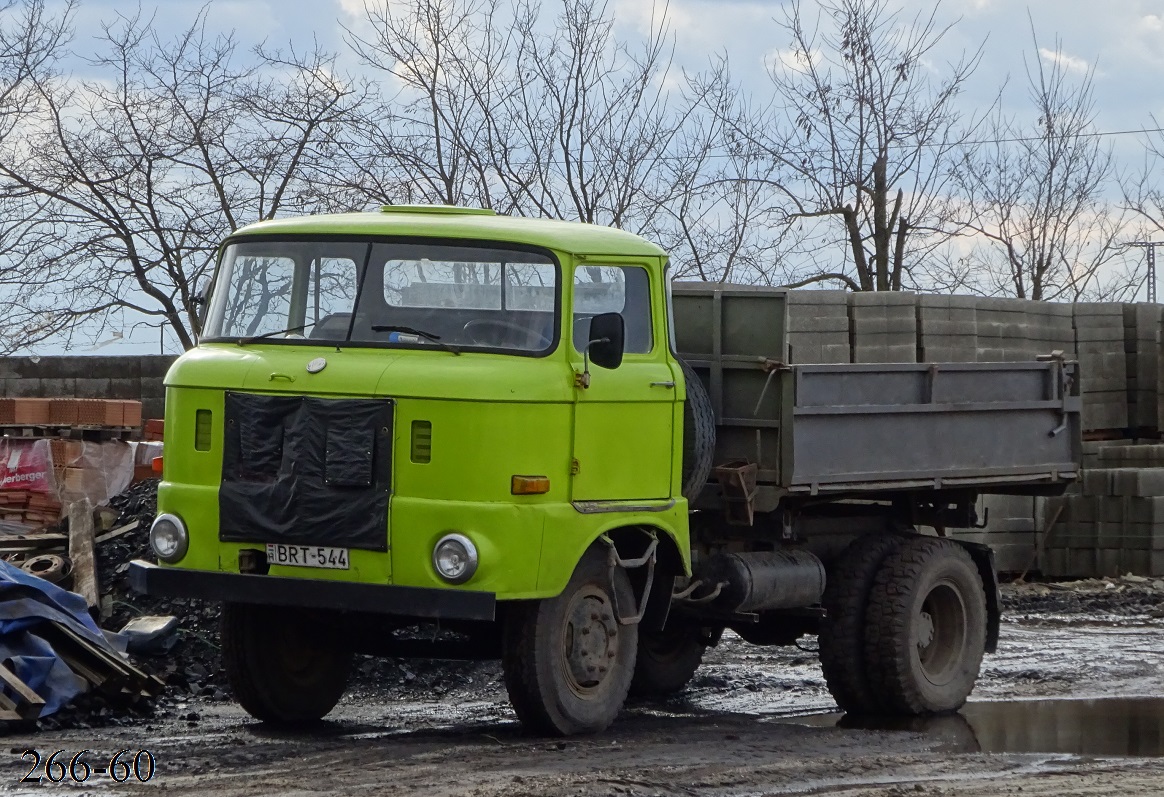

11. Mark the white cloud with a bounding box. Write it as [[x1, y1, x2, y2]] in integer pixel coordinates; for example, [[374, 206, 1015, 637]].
[[1038, 47, 1088, 74], [763, 47, 822, 76], [1141, 14, 1164, 33], [612, 0, 694, 36]]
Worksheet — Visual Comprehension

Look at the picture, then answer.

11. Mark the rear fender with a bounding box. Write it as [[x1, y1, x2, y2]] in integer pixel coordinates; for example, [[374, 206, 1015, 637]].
[[952, 539, 1001, 654]]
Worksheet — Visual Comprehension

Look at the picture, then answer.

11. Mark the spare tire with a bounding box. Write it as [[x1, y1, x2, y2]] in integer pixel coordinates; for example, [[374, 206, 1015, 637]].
[[680, 359, 715, 501]]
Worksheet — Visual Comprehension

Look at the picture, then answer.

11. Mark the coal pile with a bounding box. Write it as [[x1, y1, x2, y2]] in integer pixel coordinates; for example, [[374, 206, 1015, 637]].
[[98, 479, 227, 704]]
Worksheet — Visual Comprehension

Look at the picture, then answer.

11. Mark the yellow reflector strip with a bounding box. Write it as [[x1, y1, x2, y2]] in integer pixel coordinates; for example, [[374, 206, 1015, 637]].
[[194, 409, 212, 451], [511, 475, 550, 495]]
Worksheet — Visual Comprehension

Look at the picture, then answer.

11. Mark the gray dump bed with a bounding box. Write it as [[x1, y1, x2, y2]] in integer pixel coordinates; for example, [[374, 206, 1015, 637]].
[[672, 284, 1082, 505]]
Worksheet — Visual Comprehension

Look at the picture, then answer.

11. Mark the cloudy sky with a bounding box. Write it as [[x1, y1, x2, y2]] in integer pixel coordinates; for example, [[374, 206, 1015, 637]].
[[43, 0, 1164, 353], [63, 0, 1164, 128]]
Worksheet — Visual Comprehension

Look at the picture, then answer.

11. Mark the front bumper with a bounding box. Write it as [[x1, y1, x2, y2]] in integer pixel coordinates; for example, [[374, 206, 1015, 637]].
[[128, 560, 496, 622]]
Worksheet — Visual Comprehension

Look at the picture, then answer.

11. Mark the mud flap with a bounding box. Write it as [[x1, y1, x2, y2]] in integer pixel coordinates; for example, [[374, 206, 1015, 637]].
[[954, 540, 1001, 654]]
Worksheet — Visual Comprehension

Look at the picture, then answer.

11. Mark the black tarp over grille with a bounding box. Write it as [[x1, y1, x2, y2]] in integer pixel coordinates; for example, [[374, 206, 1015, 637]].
[[219, 393, 393, 551]]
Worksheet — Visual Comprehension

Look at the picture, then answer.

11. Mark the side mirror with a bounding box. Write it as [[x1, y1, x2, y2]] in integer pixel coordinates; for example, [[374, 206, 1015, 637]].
[[193, 277, 212, 336], [587, 311, 624, 370]]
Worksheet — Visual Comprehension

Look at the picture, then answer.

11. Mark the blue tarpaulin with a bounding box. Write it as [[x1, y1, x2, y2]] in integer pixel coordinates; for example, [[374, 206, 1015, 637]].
[[0, 558, 126, 715]]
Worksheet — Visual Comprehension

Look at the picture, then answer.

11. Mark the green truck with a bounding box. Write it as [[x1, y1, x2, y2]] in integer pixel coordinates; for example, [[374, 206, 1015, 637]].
[[130, 206, 1081, 735]]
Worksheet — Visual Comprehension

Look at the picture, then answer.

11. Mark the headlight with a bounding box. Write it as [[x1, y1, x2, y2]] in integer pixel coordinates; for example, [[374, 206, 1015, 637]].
[[432, 533, 478, 584], [150, 513, 189, 563]]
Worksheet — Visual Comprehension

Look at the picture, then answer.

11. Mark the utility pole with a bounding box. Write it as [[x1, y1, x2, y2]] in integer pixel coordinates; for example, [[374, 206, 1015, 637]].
[[1129, 241, 1159, 303]]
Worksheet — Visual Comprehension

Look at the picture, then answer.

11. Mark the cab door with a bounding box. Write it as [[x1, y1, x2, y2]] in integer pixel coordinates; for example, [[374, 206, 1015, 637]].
[[570, 261, 676, 501]]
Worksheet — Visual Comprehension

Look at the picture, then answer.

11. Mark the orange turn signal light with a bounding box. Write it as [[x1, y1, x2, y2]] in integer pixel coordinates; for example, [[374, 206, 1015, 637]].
[[151, 456, 164, 474], [511, 475, 550, 495]]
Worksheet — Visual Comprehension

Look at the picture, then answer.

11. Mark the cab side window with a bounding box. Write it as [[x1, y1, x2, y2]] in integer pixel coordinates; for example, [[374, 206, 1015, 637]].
[[573, 266, 653, 354]]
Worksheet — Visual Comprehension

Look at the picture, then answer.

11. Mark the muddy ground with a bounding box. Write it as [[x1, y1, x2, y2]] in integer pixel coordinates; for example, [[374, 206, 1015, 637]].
[[1, 578, 1162, 795]]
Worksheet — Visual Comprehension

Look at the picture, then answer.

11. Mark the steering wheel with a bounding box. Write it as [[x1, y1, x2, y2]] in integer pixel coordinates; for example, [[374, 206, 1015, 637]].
[[462, 318, 553, 349]]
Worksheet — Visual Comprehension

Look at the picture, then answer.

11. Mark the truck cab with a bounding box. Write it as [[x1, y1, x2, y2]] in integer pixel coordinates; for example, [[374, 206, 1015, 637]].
[[134, 206, 695, 733]]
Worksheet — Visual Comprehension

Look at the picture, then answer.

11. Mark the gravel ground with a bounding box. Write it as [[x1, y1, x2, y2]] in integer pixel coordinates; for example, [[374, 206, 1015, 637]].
[[15, 482, 1163, 793]]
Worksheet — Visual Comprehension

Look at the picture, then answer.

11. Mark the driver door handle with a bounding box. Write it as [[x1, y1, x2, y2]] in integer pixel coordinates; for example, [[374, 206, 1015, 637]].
[[650, 381, 675, 388]]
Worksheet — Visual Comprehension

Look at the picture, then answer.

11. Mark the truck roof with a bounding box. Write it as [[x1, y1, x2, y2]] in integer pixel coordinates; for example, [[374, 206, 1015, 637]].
[[228, 206, 669, 258]]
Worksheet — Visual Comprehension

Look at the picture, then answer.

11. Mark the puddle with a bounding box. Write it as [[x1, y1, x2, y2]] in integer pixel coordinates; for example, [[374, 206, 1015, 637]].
[[779, 697, 1164, 757]]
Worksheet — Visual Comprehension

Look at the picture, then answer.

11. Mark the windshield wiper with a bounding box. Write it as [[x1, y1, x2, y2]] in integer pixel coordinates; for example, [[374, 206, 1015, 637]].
[[371, 324, 461, 355], [237, 323, 315, 345]]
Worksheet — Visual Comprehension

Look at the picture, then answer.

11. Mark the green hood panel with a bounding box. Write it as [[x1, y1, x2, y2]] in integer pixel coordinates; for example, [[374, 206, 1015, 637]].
[[166, 343, 573, 403]]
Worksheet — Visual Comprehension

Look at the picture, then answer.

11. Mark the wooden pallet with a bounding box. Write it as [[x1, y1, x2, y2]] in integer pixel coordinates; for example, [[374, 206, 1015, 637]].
[[0, 661, 45, 721], [0, 425, 139, 441]]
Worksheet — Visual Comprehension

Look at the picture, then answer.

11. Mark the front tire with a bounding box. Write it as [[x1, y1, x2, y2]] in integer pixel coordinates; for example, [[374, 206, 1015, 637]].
[[629, 622, 705, 697], [502, 547, 638, 735], [864, 537, 987, 715], [221, 602, 352, 725]]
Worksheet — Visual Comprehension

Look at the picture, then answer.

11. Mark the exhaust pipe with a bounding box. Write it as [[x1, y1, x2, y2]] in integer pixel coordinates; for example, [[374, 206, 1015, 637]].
[[693, 550, 826, 613]]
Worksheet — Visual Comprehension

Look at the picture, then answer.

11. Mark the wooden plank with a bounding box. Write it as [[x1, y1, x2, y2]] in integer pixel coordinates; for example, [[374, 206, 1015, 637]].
[[66, 500, 98, 609], [0, 534, 68, 549], [43, 623, 161, 695], [94, 520, 139, 545], [0, 664, 45, 720]]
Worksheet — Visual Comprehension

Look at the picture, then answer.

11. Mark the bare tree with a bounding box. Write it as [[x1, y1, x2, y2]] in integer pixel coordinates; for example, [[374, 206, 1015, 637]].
[[0, 0, 72, 139], [955, 34, 1129, 301], [718, 0, 980, 291], [654, 58, 797, 284], [0, 10, 370, 352], [346, 0, 696, 241], [1117, 119, 1164, 302], [344, 0, 521, 210]]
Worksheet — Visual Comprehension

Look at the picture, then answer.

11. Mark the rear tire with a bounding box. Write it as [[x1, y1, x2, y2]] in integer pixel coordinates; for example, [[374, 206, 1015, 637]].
[[629, 622, 705, 697], [819, 533, 907, 714], [221, 602, 352, 725], [502, 547, 638, 735], [864, 537, 987, 715]]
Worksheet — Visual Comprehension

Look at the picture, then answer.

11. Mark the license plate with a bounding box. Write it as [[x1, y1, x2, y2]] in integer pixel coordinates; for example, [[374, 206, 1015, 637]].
[[266, 544, 350, 570]]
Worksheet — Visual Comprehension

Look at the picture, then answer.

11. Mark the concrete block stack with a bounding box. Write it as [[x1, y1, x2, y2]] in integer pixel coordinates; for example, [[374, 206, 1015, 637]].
[[1073, 303, 1128, 432], [952, 494, 1037, 573], [1040, 443, 1164, 578], [974, 297, 1075, 362], [848, 291, 917, 363], [785, 291, 850, 364], [1124, 303, 1163, 433], [916, 295, 978, 362]]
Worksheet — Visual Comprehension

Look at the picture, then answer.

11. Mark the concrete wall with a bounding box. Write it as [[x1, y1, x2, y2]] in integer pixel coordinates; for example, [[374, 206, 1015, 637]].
[[0, 355, 176, 422]]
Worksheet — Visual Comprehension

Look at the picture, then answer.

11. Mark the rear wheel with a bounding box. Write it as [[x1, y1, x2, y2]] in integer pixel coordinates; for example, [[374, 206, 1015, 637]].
[[864, 537, 987, 714], [502, 548, 638, 735], [818, 533, 906, 714], [221, 603, 352, 725], [629, 622, 705, 697]]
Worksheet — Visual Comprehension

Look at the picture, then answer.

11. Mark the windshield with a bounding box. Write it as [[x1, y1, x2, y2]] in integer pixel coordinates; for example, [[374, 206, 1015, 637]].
[[202, 239, 559, 354]]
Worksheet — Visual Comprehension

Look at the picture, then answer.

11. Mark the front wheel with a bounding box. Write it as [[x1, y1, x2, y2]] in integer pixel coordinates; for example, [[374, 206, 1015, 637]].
[[502, 547, 638, 735], [221, 603, 352, 725], [864, 537, 987, 715], [629, 622, 706, 697]]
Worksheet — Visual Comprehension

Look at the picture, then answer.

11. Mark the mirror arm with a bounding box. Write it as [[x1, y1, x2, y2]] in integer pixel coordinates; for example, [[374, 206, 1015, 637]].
[[576, 336, 611, 390]]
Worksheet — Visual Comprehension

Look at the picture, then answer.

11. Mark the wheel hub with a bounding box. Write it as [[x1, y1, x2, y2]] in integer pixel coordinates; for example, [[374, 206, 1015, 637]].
[[563, 588, 619, 691], [916, 610, 935, 649], [916, 580, 968, 684]]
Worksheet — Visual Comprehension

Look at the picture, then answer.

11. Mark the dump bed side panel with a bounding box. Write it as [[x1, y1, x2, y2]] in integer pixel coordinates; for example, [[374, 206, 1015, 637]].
[[787, 362, 1081, 494]]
